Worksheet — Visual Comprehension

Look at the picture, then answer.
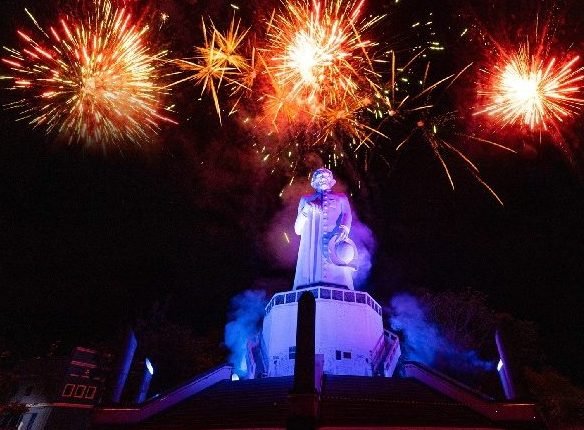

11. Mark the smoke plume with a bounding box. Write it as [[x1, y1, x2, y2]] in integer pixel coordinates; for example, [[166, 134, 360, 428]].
[[224, 289, 267, 377], [349, 214, 376, 289], [389, 293, 494, 373]]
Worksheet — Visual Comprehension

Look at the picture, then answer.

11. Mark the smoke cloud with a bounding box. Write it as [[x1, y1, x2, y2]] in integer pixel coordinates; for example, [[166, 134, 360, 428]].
[[389, 293, 494, 373], [389, 293, 444, 364], [349, 213, 376, 289], [262, 180, 307, 271], [224, 289, 267, 377]]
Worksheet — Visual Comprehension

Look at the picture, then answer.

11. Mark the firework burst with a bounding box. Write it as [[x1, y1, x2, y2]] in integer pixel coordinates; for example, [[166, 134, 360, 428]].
[[476, 44, 584, 131], [173, 17, 250, 123], [232, 0, 388, 173], [174, 0, 386, 167], [1, 0, 175, 149], [261, 0, 382, 122]]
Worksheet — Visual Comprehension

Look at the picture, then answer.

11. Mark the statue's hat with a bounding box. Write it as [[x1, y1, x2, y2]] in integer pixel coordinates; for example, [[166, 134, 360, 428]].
[[328, 235, 358, 270]]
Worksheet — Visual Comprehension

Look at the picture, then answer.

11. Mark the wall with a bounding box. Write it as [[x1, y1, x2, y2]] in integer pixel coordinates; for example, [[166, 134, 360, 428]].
[[262, 288, 384, 377]]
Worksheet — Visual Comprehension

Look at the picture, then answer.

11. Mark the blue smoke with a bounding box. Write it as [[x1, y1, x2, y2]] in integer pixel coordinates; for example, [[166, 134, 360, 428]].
[[350, 212, 376, 290], [389, 293, 494, 372], [224, 290, 267, 377], [389, 293, 443, 364], [452, 350, 495, 372]]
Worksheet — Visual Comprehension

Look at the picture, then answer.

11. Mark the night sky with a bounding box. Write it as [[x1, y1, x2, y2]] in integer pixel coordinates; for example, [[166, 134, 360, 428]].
[[0, 0, 583, 388]]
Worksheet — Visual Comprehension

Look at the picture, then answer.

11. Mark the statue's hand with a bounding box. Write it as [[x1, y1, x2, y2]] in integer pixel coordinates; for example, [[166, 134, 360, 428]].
[[338, 225, 349, 241], [301, 201, 316, 216]]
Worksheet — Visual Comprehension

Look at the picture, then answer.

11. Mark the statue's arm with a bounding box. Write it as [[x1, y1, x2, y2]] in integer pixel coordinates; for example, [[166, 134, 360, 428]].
[[339, 195, 352, 235], [341, 196, 353, 230], [294, 197, 309, 235]]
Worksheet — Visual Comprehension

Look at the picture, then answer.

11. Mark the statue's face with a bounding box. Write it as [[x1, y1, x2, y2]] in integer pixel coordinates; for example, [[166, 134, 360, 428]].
[[312, 170, 335, 191]]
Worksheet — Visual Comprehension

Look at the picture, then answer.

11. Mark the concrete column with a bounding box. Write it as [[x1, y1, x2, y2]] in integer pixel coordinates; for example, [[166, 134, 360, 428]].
[[135, 358, 154, 404], [107, 329, 138, 403], [287, 291, 318, 430], [496, 320, 529, 400]]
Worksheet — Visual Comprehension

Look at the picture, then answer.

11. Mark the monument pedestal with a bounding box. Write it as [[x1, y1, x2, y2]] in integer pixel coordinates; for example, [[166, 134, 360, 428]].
[[256, 285, 400, 378]]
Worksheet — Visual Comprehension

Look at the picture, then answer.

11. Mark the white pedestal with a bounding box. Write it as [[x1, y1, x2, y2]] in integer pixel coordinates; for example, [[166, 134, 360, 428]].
[[262, 286, 386, 377]]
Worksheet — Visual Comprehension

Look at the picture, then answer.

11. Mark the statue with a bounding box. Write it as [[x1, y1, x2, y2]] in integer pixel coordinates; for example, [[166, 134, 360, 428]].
[[293, 168, 357, 290]]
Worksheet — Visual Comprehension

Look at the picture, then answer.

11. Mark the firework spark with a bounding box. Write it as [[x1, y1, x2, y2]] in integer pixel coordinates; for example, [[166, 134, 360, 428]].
[[377, 53, 510, 204], [1, 0, 175, 149], [180, 0, 387, 164], [173, 17, 250, 122], [476, 45, 584, 131], [262, 0, 382, 121], [318, 94, 386, 149], [234, 0, 387, 169]]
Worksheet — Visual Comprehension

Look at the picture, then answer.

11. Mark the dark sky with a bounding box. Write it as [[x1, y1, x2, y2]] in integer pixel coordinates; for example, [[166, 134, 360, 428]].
[[0, 0, 583, 387]]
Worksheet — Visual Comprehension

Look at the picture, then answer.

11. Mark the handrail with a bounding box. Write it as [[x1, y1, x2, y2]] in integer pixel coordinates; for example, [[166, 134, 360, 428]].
[[403, 362, 538, 422], [370, 333, 386, 374], [265, 286, 382, 317], [246, 339, 257, 380], [259, 335, 269, 377], [371, 331, 401, 377], [93, 364, 233, 424]]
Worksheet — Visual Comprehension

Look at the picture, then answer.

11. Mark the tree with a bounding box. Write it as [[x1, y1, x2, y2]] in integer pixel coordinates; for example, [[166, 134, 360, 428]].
[[0, 345, 17, 405], [420, 288, 497, 356], [525, 368, 584, 429], [0, 371, 17, 405], [392, 289, 584, 427]]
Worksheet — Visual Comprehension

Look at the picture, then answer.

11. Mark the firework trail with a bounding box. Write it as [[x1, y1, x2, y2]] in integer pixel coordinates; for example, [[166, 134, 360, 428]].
[[1, 0, 175, 149], [376, 52, 509, 204], [245, 0, 389, 178]]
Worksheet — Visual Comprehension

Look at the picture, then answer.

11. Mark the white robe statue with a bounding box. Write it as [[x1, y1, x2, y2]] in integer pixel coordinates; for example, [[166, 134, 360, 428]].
[[293, 168, 355, 290]]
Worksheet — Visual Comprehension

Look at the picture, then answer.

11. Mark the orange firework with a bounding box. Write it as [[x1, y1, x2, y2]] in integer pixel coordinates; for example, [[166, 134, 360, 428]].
[[173, 17, 250, 123], [1, 0, 175, 149], [170, 0, 384, 153], [262, 0, 382, 121], [476, 44, 584, 131]]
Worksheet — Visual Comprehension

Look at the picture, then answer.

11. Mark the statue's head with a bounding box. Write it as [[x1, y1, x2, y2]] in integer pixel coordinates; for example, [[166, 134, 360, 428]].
[[311, 168, 336, 191]]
